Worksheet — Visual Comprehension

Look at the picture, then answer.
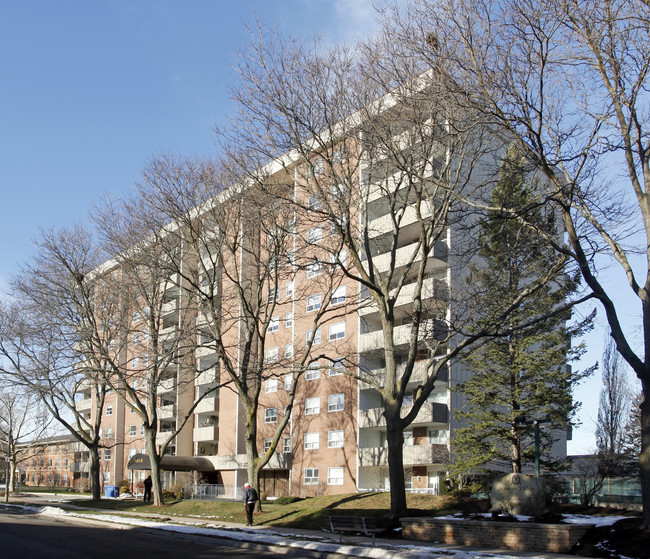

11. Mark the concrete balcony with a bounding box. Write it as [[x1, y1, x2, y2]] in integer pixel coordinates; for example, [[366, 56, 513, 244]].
[[158, 404, 176, 420], [75, 398, 92, 412], [365, 241, 447, 276], [158, 376, 177, 394], [360, 320, 448, 353], [367, 203, 434, 238], [359, 402, 448, 428], [195, 345, 217, 359], [360, 360, 449, 387], [70, 462, 90, 473], [209, 452, 291, 470], [196, 368, 218, 386], [358, 444, 449, 467], [193, 425, 218, 442], [359, 278, 449, 317], [156, 431, 175, 446], [194, 396, 219, 415]]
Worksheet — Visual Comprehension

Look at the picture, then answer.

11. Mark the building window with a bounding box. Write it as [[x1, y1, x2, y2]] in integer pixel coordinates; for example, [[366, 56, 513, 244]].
[[106, 405, 113, 416], [307, 260, 321, 279], [284, 343, 294, 359], [265, 347, 279, 363], [304, 432, 319, 450], [133, 310, 141, 323], [283, 437, 292, 454], [140, 425, 145, 435], [265, 378, 278, 393], [329, 322, 345, 341], [307, 227, 322, 244], [306, 294, 322, 312], [286, 251, 296, 268], [329, 359, 345, 375], [130, 406, 135, 414], [128, 449, 136, 458], [132, 333, 140, 345], [306, 363, 321, 380], [330, 250, 347, 271], [103, 472, 111, 484], [306, 328, 321, 345], [330, 286, 346, 306], [328, 430, 344, 448], [104, 449, 112, 460], [285, 312, 293, 328], [267, 317, 279, 333], [284, 373, 293, 391], [304, 467, 319, 485], [285, 281, 294, 298], [132, 356, 140, 368], [264, 439, 272, 453], [305, 397, 320, 415], [308, 195, 322, 211], [268, 286, 279, 302], [129, 425, 137, 436], [327, 467, 344, 485], [265, 408, 277, 423], [328, 393, 344, 412], [105, 427, 113, 439]]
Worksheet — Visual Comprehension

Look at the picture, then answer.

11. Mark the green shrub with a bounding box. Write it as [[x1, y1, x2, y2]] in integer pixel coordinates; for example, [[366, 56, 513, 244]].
[[162, 490, 177, 500], [274, 496, 304, 505]]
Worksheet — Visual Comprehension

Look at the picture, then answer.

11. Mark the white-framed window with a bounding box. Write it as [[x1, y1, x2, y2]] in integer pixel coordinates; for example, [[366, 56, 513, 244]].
[[130, 406, 135, 414], [330, 250, 347, 271], [265, 347, 279, 363], [312, 158, 324, 176], [132, 310, 141, 323], [284, 343, 294, 359], [328, 430, 344, 448], [285, 281, 294, 298], [327, 467, 344, 485], [132, 333, 140, 345], [304, 432, 319, 449], [104, 449, 112, 460], [140, 447, 146, 454], [304, 467, 319, 485], [105, 427, 113, 439], [305, 397, 320, 415], [306, 328, 321, 345], [307, 227, 322, 244], [284, 373, 293, 391], [264, 439, 272, 453], [132, 356, 140, 368], [265, 408, 277, 423], [428, 429, 449, 445], [286, 251, 296, 267], [268, 286, 279, 302], [106, 405, 113, 416], [283, 437, 292, 454], [330, 286, 346, 306], [307, 260, 321, 279], [306, 363, 321, 380], [140, 425, 145, 435], [267, 317, 279, 333], [328, 393, 344, 412], [128, 448, 136, 458], [329, 322, 346, 341], [103, 472, 111, 484], [308, 195, 322, 211], [329, 359, 345, 375], [129, 425, 137, 436], [265, 378, 278, 393], [306, 294, 322, 312], [108, 338, 115, 351], [285, 312, 294, 329]]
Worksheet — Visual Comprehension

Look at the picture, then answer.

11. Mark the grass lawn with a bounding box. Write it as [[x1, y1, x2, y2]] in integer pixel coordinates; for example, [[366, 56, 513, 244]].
[[58, 492, 475, 531]]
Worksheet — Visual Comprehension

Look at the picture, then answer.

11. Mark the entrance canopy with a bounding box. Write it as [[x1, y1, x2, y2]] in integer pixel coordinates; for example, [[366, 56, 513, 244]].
[[127, 453, 214, 472]]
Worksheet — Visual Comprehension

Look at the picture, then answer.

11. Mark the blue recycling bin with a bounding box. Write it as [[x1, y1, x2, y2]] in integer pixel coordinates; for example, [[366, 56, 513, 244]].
[[104, 485, 119, 498]]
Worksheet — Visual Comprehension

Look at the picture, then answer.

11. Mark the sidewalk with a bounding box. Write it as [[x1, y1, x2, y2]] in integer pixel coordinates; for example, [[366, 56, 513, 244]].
[[6, 493, 579, 559]]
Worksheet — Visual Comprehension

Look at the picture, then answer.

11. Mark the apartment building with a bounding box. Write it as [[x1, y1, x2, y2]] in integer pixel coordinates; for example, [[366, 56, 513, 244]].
[[68, 96, 568, 498], [19, 435, 80, 490]]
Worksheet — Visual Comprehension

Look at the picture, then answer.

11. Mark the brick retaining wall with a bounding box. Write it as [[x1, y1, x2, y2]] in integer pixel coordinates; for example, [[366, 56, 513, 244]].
[[400, 517, 594, 553]]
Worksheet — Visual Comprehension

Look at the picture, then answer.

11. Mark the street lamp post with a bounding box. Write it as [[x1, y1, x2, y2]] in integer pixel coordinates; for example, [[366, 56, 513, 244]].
[[515, 415, 552, 477], [4, 456, 10, 503]]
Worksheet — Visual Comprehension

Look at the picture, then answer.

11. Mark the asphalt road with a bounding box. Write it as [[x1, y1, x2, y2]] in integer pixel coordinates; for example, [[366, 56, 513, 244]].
[[0, 506, 307, 559]]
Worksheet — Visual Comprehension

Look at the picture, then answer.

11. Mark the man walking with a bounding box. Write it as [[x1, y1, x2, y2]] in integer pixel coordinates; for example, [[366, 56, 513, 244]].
[[242, 482, 258, 526], [143, 475, 152, 502]]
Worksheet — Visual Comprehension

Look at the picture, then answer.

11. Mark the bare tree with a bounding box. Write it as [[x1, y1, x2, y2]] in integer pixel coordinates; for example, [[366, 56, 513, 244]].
[[0, 387, 53, 498], [0, 227, 112, 500], [388, 0, 650, 527], [126, 153, 349, 507], [596, 338, 633, 475]]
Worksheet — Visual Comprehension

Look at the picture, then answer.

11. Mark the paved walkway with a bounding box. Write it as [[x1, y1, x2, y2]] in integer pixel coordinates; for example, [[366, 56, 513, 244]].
[[7, 493, 579, 559]]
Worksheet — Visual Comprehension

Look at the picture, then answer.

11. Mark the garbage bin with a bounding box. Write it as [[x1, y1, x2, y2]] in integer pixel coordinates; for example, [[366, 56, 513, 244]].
[[104, 485, 119, 498]]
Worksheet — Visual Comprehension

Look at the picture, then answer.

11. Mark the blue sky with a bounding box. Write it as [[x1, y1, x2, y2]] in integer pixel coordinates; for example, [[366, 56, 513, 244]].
[[0, 0, 625, 455]]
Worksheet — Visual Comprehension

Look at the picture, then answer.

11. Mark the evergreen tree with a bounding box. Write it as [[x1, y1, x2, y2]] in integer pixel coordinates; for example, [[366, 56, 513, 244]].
[[454, 145, 593, 475]]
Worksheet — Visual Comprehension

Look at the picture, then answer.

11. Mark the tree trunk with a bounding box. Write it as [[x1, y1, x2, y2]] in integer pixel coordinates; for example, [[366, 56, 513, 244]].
[[640, 382, 650, 529], [385, 413, 407, 519], [90, 447, 101, 501], [146, 431, 164, 506]]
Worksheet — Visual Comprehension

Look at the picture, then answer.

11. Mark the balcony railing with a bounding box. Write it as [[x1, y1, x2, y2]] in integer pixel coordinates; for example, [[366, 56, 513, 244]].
[[194, 396, 219, 415], [70, 462, 90, 473], [359, 360, 449, 387], [358, 444, 449, 467], [193, 424, 218, 442], [359, 402, 448, 428]]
